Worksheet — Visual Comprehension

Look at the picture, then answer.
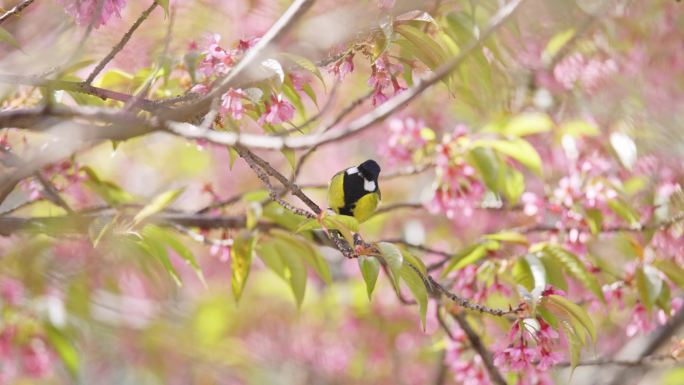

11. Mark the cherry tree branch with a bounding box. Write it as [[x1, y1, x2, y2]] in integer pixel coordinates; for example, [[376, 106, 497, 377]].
[[165, 0, 526, 150], [0, 0, 35, 25], [85, 1, 160, 84]]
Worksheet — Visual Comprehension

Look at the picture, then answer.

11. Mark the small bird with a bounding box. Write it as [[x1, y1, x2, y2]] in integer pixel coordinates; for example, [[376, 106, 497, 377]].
[[327, 159, 381, 223]]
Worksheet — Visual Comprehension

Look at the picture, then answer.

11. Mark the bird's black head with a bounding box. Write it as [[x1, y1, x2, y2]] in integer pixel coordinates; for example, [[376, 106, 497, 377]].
[[358, 159, 381, 180]]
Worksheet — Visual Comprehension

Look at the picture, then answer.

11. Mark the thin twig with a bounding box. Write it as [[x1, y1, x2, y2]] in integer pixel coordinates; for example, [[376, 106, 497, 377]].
[[0, 0, 35, 25], [430, 276, 523, 316], [34, 173, 73, 213], [84, 1, 159, 84]]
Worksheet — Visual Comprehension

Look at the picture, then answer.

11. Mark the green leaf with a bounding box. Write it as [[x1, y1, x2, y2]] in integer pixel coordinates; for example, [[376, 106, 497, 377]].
[[301, 83, 319, 110], [282, 149, 296, 170], [473, 138, 543, 176], [45, 325, 79, 378], [377, 242, 404, 285], [295, 218, 322, 233], [559, 120, 600, 137], [132, 188, 184, 227], [656, 280, 672, 314], [82, 166, 135, 206], [544, 246, 604, 301], [607, 199, 640, 227], [271, 229, 331, 284], [513, 257, 534, 291], [0, 26, 19, 49], [539, 252, 568, 291], [143, 225, 206, 287], [468, 147, 502, 192], [636, 266, 662, 312], [396, 24, 446, 70], [484, 231, 528, 245], [277, 53, 325, 86], [246, 202, 263, 230], [401, 248, 427, 276], [542, 28, 575, 61], [547, 294, 596, 343], [231, 230, 255, 302], [156, 0, 170, 18], [560, 320, 582, 371], [654, 260, 684, 289], [358, 256, 380, 300], [140, 230, 182, 286], [442, 243, 488, 276], [400, 262, 429, 330], [273, 239, 307, 307], [282, 79, 305, 121], [503, 167, 525, 204], [228, 146, 239, 170], [585, 208, 603, 235], [501, 113, 553, 137]]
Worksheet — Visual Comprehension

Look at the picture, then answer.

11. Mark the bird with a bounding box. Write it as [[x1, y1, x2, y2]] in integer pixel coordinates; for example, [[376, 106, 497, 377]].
[[327, 159, 381, 223]]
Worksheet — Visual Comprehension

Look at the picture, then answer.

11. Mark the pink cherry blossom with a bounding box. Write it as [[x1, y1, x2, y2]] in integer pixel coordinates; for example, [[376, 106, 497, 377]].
[[259, 94, 295, 125], [220, 88, 246, 120]]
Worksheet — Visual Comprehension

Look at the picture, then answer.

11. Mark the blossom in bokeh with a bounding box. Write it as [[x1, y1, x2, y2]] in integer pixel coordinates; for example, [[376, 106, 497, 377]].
[[259, 94, 295, 125], [0, 278, 24, 307], [552, 53, 618, 93], [57, 0, 126, 28], [329, 54, 354, 81], [368, 56, 405, 106], [220, 88, 246, 120], [381, 117, 429, 164], [21, 339, 54, 378]]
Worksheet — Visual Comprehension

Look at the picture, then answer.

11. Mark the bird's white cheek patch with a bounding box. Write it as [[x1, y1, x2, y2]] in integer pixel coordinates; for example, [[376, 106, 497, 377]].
[[346, 167, 359, 175], [364, 179, 376, 192]]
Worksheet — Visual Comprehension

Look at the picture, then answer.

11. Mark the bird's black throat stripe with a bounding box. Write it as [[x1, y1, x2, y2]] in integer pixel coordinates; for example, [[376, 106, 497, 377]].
[[340, 171, 376, 215]]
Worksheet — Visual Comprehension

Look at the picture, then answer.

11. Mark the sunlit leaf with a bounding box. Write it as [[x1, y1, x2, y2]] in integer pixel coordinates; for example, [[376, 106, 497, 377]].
[[82, 166, 135, 206], [140, 230, 182, 286], [442, 243, 488, 276], [271, 229, 331, 284], [156, 0, 170, 17], [246, 202, 263, 230], [636, 266, 662, 312], [377, 242, 403, 286], [468, 147, 502, 192], [501, 113, 553, 137], [607, 199, 640, 227], [559, 119, 600, 137], [484, 231, 528, 245], [544, 245, 604, 301], [654, 260, 684, 289], [547, 294, 596, 343], [542, 28, 575, 62], [132, 188, 184, 227], [473, 138, 543, 176], [277, 53, 325, 86], [46, 325, 80, 378], [144, 225, 206, 287], [396, 24, 446, 70], [273, 239, 307, 307], [0, 26, 19, 49], [358, 256, 380, 300], [231, 230, 255, 302]]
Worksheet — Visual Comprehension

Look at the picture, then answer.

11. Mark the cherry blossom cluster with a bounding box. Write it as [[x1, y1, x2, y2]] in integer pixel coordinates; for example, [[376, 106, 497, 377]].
[[428, 125, 485, 219], [367, 55, 406, 106], [492, 317, 561, 385], [189, 35, 295, 126]]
